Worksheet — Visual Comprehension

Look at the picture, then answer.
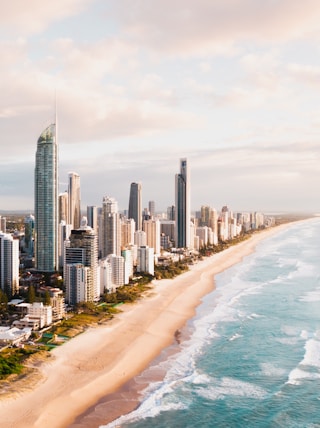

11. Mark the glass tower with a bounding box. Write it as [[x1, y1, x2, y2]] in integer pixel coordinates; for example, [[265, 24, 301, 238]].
[[34, 123, 59, 272], [68, 172, 81, 230], [128, 182, 142, 231], [175, 158, 190, 248]]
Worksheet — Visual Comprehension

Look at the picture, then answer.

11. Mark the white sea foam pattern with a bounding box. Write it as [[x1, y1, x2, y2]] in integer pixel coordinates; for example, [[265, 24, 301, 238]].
[[102, 218, 320, 428]]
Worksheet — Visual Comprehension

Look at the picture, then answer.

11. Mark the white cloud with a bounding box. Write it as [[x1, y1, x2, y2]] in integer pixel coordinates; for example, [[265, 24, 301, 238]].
[[0, 0, 92, 36], [109, 0, 320, 56]]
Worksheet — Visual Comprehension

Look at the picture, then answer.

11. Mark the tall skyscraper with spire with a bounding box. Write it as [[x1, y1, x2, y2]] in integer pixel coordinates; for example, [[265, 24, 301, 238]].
[[128, 182, 142, 231], [34, 123, 59, 272], [68, 172, 81, 230], [175, 158, 190, 248]]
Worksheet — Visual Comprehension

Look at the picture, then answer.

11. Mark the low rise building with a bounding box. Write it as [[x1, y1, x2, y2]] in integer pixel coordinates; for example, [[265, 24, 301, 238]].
[[0, 327, 32, 347]]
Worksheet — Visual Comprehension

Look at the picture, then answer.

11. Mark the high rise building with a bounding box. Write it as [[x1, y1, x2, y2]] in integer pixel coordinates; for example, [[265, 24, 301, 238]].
[[58, 221, 72, 270], [120, 218, 135, 248], [128, 182, 142, 230], [64, 218, 98, 305], [137, 246, 154, 275], [134, 230, 146, 247], [34, 124, 58, 272], [101, 197, 121, 258], [87, 206, 98, 233], [68, 172, 81, 230], [0, 232, 19, 298], [24, 214, 35, 257], [167, 206, 175, 221], [175, 158, 190, 248], [143, 219, 161, 255], [58, 192, 68, 223], [0, 216, 6, 233], [148, 200, 155, 219]]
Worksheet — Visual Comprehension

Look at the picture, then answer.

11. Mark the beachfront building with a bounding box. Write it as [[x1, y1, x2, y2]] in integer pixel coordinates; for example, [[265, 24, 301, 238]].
[[134, 230, 147, 247], [100, 196, 121, 258], [68, 172, 81, 230], [143, 219, 161, 255], [121, 218, 135, 247], [121, 248, 134, 284], [175, 158, 190, 248], [34, 123, 59, 272], [128, 182, 142, 231], [46, 287, 66, 320], [137, 246, 154, 276], [28, 302, 52, 327], [0, 232, 19, 298], [199, 205, 218, 244], [12, 302, 53, 330], [0, 327, 32, 347], [64, 218, 99, 305], [99, 254, 128, 293], [196, 226, 209, 248]]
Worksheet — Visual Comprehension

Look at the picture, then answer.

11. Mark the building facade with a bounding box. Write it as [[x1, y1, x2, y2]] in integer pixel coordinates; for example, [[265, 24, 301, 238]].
[[68, 172, 81, 230], [0, 232, 19, 298], [34, 123, 59, 272], [128, 182, 142, 231], [64, 220, 98, 305], [100, 196, 121, 258], [175, 158, 190, 248]]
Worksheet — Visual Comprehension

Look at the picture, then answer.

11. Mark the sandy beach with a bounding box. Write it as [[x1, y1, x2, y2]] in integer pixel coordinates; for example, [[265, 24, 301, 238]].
[[0, 224, 292, 428]]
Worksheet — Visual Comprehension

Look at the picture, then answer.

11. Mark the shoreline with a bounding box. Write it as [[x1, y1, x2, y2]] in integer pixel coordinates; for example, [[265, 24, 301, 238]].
[[0, 222, 297, 428]]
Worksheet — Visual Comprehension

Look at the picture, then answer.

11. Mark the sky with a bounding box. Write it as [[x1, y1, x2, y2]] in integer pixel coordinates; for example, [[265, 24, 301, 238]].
[[1, 0, 320, 214]]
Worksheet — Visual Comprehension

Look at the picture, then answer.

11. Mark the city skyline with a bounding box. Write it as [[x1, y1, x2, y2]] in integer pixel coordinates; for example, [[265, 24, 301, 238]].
[[1, 1, 320, 214]]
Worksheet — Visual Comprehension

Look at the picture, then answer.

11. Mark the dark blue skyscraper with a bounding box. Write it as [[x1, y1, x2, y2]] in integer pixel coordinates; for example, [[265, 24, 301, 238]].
[[128, 182, 142, 231], [175, 158, 190, 248]]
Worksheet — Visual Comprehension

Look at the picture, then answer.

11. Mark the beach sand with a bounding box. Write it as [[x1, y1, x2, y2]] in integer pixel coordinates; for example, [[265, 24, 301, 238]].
[[0, 224, 290, 428]]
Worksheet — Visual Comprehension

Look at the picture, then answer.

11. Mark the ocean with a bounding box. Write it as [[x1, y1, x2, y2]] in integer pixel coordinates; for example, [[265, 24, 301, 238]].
[[103, 218, 320, 428]]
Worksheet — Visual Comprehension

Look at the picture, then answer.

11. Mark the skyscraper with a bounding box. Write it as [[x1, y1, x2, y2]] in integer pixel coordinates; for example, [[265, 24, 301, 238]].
[[87, 205, 98, 233], [68, 172, 81, 230], [34, 124, 58, 272], [143, 219, 161, 255], [148, 200, 155, 219], [175, 158, 190, 248], [24, 214, 35, 257], [64, 218, 98, 305], [58, 191, 68, 223], [0, 232, 19, 298], [128, 182, 142, 230], [101, 196, 121, 258]]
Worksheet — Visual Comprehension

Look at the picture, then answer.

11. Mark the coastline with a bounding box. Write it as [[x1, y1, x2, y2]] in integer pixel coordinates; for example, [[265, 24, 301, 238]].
[[0, 222, 295, 428]]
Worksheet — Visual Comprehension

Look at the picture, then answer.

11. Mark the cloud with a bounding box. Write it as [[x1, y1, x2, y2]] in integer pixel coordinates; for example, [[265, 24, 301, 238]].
[[109, 0, 320, 56], [287, 63, 320, 87], [0, 0, 92, 36]]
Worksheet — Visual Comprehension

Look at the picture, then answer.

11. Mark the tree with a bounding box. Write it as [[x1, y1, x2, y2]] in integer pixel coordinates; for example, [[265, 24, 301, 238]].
[[27, 285, 36, 304], [0, 290, 8, 314], [43, 290, 51, 306]]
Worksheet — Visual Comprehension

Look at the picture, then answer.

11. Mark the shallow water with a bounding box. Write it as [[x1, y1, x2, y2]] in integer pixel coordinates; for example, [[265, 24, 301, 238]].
[[103, 218, 320, 428]]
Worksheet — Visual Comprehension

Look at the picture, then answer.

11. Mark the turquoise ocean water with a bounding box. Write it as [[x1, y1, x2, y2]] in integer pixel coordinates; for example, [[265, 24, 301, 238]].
[[104, 218, 320, 428]]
